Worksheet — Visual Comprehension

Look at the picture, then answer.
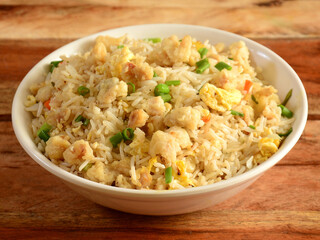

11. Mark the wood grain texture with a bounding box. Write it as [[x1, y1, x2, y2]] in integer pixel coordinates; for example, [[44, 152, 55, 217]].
[[0, 0, 319, 239], [0, 1, 319, 39]]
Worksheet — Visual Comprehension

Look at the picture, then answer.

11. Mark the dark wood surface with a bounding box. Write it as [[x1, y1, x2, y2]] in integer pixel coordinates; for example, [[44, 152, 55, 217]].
[[0, 1, 319, 239]]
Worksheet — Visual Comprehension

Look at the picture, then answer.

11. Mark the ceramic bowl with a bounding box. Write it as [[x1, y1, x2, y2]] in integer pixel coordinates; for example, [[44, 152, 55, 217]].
[[12, 24, 308, 215]]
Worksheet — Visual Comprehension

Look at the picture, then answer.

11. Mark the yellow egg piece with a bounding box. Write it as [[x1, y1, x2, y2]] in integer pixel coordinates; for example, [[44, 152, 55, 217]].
[[258, 137, 280, 157]]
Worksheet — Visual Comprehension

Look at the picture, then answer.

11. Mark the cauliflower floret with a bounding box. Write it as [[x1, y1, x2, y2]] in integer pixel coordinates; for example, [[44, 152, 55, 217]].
[[258, 137, 280, 157], [199, 83, 242, 113], [164, 106, 201, 130], [128, 109, 149, 129], [35, 85, 53, 102], [45, 136, 71, 160], [97, 77, 128, 104], [145, 96, 166, 116], [149, 130, 181, 163], [63, 140, 94, 165], [165, 126, 192, 149]]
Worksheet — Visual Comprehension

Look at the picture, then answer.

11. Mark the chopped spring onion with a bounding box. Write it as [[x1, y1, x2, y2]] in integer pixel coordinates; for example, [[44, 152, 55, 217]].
[[198, 48, 208, 58], [82, 163, 93, 172], [77, 86, 90, 96], [279, 104, 293, 118], [228, 57, 234, 60], [154, 84, 170, 96], [251, 95, 259, 104], [196, 58, 210, 74], [159, 93, 172, 103], [127, 82, 136, 95], [165, 166, 172, 184], [249, 125, 256, 129], [215, 61, 232, 71], [37, 123, 52, 142], [38, 130, 50, 142], [117, 45, 124, 49], [110, 132, 123, 148], [75, 115, 85, 122], [83, 118, 90, 126], [153, 71, 158, 77], [49, 60, 63, 73], [230, 110, 244, 117], [122, 128, 134, 141], [165, 80, 181, 86], [148, 38, 161, 43], [278, 127, 293, 137], [281, 89, 293, 106]]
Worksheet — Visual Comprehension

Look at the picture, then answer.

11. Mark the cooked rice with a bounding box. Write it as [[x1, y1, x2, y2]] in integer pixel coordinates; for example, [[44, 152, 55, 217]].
[[25, 34, 294, 190]]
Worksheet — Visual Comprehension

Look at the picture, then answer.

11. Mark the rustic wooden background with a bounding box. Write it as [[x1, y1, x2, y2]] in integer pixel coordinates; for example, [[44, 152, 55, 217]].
[[0, 0, 319, 239]]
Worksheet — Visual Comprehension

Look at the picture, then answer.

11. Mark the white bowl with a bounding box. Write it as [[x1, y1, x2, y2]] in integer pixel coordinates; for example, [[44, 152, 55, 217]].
[[12, 24, 308, 215]]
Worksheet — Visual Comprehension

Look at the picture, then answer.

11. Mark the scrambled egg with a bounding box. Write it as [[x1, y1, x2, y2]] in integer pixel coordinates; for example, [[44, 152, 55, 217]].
[[258, 137, 280, 157], [199, 83, 242, 113], [147, 157, 157, 172], [111, 46, 135, 77], [193, 41, 205, 50], [173, 160, 195, 187]]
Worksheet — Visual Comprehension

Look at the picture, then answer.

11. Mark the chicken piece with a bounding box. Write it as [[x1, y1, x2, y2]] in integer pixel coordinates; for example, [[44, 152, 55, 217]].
[[147, 35, 200, 66], [145, 96, 166, 116], [242, 105, 254, 125], [258, 137, 280, 157], [121, 56, 153, 83], [110, 158, 131, 175], [149, 130, 181, 163], [25, 95, 37, 107], [35, 85, 53, 102], [252, 85, 280, 119], [29, 82, 46, 95], [45, 136, 71, 160], [164, 106, 201, 130], [97, 77, 128, 105], [199, 83, 242, 113], [46, 108, 71, 127], [128, 109, 149, 129], [85, 161, 115, 185], [95, 35, 125, 52], [229, 41, 255, 76], [63, 140, 94, 165], [92, 41, 107, 62], [166, 126, 192, 149], [109, 46, 135, 78], [137, 166, 152, 188]]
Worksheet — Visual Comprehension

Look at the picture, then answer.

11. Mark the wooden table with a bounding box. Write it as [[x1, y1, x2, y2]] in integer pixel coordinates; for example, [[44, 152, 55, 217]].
[[1, 1, 319, 239]]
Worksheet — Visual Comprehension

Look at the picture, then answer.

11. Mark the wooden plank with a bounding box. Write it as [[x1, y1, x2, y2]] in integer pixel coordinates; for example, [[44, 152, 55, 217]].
[[0, 1, 319, 39], [0, 38, 319, 115]]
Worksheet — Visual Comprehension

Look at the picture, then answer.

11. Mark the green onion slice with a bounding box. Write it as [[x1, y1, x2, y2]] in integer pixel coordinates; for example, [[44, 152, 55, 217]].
[[279, 104, 293, 118], [165, 166, 172, 184], [117, 45, 124, 49], [196, 58, 210, 74], [148, 38, 161, 43], [110, 132, 123, 148], [38, 130, 50, 142], [251, 95, 259, 104], [281, 89, 292, 106], [82, 163, 93, 172], [159, 93, 172, 103], [49, 60, 63, 73], [122, 128, 134, 141], [153, 71, 158, 77], [249, 125, 256, 129], [228, 57, 234, 60], [77, 86, 90, 96], [215, 61, 232, 71], [75, 115, 85, 122], [198, 48, 208, 58], [231, 110, 244, 117], [165, 80, 181, 86], [278, 127, 293, 137], [37, 123, 52, 136], [127, 82, 136, 95], [154, 84, 170, 96], [83, 118, 90, 126]]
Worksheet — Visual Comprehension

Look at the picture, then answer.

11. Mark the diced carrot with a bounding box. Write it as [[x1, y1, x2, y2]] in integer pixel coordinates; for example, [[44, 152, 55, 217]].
[[201, 114, 211, 123], [44, 99, 51, 110], [243, 80, 253, 94]]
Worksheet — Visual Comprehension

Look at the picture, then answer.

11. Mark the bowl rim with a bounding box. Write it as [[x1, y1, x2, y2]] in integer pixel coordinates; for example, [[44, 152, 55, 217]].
[[12, 23, 308, 198]]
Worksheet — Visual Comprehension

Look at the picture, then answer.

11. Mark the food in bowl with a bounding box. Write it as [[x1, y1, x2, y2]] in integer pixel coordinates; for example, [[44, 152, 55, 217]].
[[25, 34, 295, 190]]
